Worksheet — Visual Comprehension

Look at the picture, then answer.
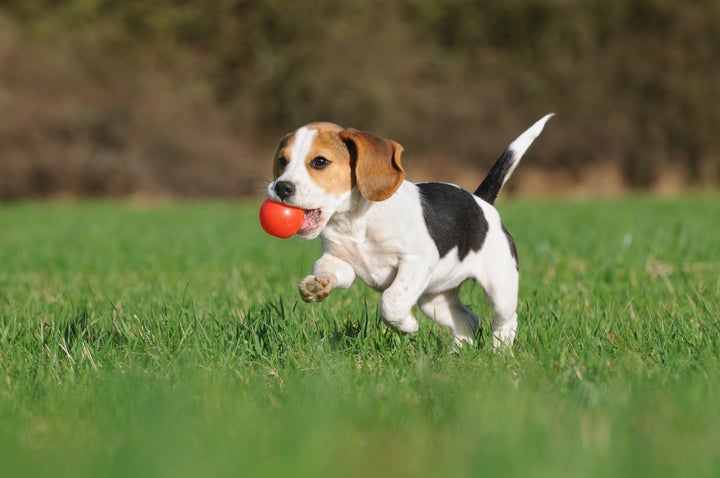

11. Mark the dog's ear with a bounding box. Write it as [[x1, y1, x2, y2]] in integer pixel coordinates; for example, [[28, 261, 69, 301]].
[[340, 129, 405, 201]]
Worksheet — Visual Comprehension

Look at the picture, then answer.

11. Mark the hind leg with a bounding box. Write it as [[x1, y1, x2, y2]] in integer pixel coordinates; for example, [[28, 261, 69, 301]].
[[480, 268, 519, 350], [418, 289, 479, 347]]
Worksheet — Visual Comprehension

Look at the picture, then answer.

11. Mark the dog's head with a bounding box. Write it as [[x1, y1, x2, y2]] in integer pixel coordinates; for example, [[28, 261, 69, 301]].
[[266, 122, 405, 239]]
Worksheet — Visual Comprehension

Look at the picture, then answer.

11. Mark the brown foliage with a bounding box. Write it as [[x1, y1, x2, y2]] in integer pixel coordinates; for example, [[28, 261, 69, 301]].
[[1, 0, 718, 198]]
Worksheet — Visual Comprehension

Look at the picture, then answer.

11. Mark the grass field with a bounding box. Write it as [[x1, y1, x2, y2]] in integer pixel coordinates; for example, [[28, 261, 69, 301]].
[[1, 196, 719, 477]]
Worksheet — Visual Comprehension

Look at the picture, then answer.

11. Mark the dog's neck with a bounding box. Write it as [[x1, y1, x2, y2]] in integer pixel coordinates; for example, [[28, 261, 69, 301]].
[[322, 182, 413, 242], [323, 189, 373, 237]]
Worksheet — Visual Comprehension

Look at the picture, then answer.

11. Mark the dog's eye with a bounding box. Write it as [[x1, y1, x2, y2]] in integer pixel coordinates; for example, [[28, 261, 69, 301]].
[[310, 156, 330, 170], [277, 157, 288, 169]]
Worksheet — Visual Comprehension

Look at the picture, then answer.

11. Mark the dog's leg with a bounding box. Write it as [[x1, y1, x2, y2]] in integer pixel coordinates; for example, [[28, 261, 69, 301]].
[[491, 306, 517, 350], [379, 260, 432, 334], [298, 253, 355, 302], [479, 270, 519, 350], [418, 289, 479, 347]]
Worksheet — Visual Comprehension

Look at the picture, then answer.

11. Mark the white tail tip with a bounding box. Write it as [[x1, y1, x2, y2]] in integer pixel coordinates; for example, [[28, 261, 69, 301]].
[[509, 112, 555, 156]]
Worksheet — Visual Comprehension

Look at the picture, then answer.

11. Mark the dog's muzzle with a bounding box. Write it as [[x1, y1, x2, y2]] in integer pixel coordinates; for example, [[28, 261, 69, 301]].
[[274, 181, 295, 201]]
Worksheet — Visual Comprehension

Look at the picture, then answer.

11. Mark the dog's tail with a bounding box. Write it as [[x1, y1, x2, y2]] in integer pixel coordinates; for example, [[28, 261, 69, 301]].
[[474, 113, 554, 204]]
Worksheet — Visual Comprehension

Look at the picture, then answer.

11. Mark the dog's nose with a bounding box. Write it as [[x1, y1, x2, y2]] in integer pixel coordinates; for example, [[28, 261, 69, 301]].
[[274, 181, 296, 201]]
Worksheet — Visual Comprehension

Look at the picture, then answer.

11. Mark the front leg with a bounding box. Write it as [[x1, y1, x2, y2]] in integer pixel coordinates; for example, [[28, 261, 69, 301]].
[[298, 253, 355, 303], [380, 258, 433, 334]]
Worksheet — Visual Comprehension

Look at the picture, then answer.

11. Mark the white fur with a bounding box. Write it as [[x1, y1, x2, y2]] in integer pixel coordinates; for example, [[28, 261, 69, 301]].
[[274, 127, 319, 207], [500, 113, 555, 190]]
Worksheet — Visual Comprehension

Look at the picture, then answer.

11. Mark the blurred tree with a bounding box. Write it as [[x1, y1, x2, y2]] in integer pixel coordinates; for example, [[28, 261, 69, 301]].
[[0, 0, 718, 198]]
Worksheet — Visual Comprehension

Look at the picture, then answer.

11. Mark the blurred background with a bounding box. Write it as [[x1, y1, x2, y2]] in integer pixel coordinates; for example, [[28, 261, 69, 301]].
[[0, 0, 718, 199]]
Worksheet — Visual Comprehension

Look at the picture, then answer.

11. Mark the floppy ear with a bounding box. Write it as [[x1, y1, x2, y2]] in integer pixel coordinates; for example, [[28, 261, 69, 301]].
[[340, 129, 405, 201]]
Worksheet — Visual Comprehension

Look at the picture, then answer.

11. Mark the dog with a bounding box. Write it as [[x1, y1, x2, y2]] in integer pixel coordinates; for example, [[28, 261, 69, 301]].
[[266, 114, 553, 349]]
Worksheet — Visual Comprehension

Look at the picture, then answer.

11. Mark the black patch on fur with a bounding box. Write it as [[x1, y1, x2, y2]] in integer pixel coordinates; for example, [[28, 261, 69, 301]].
[[502, 223, 519, 270], [474, 148, 513, 204], [418, 183, 488, 260]]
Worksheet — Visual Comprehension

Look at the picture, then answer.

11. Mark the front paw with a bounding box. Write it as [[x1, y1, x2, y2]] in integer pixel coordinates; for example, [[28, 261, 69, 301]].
[[298, 274, 336, 302]]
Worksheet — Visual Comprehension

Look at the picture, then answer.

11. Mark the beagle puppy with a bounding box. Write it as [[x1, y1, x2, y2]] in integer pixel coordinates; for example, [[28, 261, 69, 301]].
[[266, 114, 553, 349]]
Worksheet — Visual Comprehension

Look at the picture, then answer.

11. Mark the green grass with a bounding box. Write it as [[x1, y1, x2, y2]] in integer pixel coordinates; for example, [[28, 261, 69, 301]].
[[1, 196, 719, 477]]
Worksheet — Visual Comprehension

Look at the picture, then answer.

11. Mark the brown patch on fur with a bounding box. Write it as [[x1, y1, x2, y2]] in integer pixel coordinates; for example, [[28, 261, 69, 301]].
[[272, 133, 293, 179], [305, 128, 353, 196], [306, 122, 344, 132], [273, 122, 404, 199], [340, 129, 405, 201]]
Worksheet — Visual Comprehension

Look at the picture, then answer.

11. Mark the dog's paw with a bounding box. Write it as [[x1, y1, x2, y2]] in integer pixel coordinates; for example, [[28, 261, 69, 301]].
[[298, 274, 336, 303], [382, 314, 419, 334]]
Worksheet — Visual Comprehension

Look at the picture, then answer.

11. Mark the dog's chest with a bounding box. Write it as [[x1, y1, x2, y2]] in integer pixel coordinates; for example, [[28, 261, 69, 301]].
[[322, 228, 400, 291]]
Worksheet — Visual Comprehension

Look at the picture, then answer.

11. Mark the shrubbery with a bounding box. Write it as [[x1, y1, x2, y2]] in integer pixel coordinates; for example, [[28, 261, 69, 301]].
[[1, 0, 718, 198]]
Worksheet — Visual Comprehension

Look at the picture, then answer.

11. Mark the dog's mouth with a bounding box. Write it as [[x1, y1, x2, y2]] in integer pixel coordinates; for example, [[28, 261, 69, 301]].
[[296, 208, 324, 237]]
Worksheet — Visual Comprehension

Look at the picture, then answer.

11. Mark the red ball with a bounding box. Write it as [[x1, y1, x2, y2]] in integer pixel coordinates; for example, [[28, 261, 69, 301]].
[[259, 199, 305, 238]]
